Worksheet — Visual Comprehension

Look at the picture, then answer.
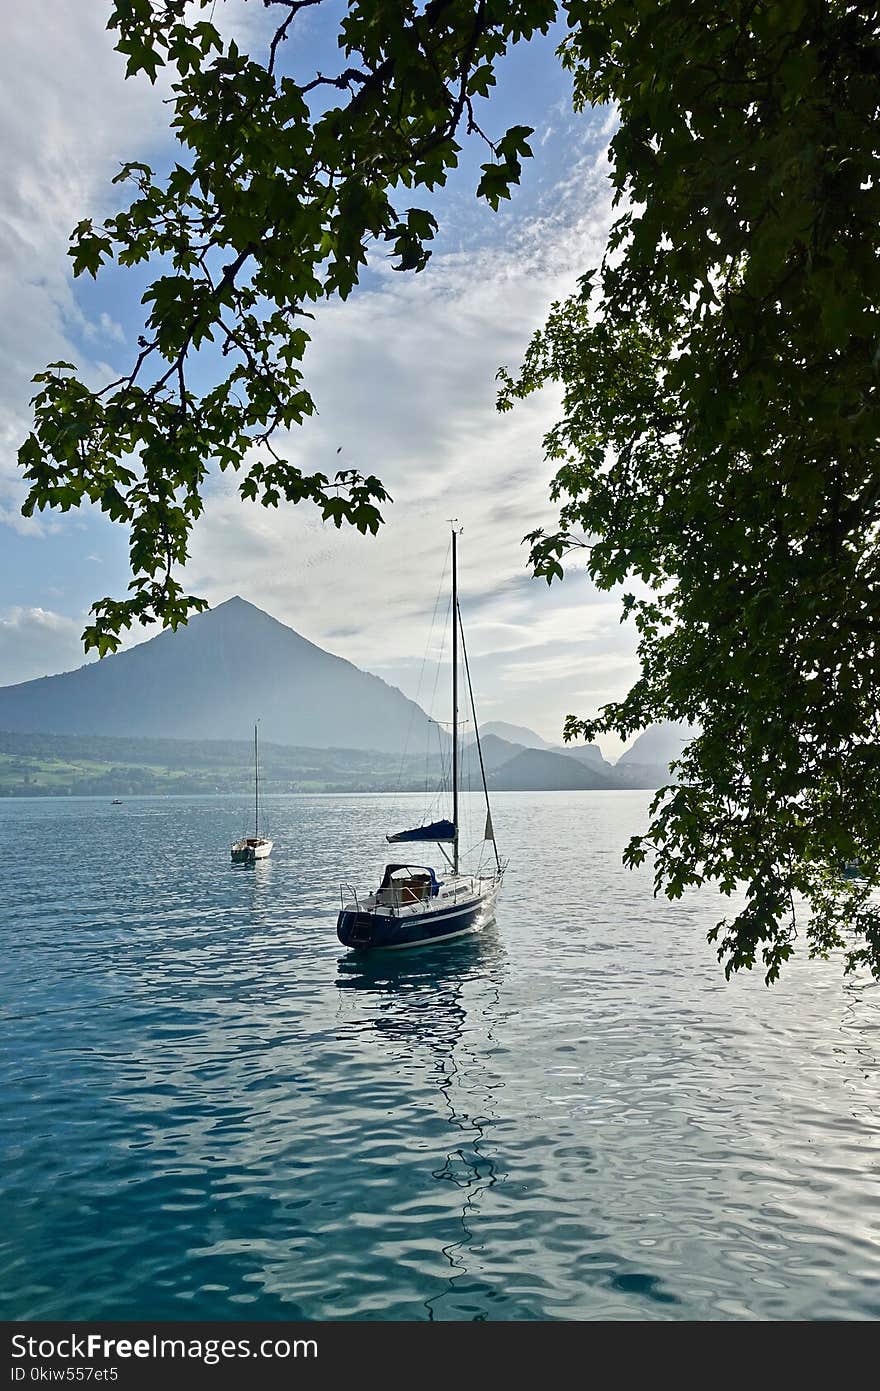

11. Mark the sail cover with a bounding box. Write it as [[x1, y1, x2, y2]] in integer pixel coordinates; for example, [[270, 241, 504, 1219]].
[[386, 819, 456, 843]]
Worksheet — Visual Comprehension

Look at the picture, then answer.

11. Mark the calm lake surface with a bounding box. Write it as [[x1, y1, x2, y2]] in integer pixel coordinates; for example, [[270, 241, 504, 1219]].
[[2, 791, 878, 1321]]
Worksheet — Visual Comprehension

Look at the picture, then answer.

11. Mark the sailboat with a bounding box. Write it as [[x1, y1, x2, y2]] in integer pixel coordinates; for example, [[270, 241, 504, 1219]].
[[231, 722, 273, 863], [337, 526, 505, 950]]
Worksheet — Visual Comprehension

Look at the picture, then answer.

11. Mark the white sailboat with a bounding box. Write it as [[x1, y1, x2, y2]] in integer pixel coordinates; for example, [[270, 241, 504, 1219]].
[[337, 526, 505, 949], [231, 722, 273, 863]]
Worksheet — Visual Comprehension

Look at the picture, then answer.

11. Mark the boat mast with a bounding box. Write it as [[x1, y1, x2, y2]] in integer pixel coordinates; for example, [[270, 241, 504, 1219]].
[[254, 721, 259, 839], [458, 606, 502, 874], [451, 525, 459, 876]]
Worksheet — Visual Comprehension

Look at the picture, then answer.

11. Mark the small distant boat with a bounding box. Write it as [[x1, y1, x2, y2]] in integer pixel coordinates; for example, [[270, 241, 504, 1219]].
[[231, 723, 273, 864], [337, 526, 504, 950], [110, 799, 123, 805]]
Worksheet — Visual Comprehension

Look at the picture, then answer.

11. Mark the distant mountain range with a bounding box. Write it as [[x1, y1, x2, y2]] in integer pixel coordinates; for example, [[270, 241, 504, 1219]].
[[489, 747, 618, 791], [617, 723, 695, 767], [481, 720, 556, 749], [477, 720, 691, 789], [609, 722, 694, 787], [0, 596, 692, 794], [480, 720, 607, 766]]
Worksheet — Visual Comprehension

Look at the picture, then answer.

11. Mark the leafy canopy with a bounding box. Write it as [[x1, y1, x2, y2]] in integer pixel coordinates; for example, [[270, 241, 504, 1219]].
[[20, 0, 549, 652], [500, 0, 880, 980], [19, 0, 880, 979]]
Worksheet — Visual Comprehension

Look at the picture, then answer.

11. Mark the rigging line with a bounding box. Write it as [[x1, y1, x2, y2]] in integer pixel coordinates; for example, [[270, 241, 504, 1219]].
[[425, 602, 448, 807], [458, 721, 473, 844], [462, 836, 487, 857], [429, 707, 449, 821], [392, 541, 451, 799], [428, 592, 450, 732], [457, 600, 501, 873], [427, 594, 451, 802], [424, 737, 437, 813], [424, 600, 451, 817]]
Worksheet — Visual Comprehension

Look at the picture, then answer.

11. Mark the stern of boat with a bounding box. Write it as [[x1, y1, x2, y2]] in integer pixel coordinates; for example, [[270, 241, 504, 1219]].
[[337, 908, 376, 948]]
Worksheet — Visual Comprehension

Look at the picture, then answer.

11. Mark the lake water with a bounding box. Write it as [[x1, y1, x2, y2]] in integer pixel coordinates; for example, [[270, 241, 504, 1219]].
[[1, 791, 878, 1321]]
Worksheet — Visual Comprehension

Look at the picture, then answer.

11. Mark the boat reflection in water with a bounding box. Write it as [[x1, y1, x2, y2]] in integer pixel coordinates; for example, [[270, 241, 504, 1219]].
[[335, 925, 511, 1320]]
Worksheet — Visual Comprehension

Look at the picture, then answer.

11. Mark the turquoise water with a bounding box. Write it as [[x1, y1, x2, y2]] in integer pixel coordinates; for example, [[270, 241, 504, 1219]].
[[1, 791, 878, 1321]]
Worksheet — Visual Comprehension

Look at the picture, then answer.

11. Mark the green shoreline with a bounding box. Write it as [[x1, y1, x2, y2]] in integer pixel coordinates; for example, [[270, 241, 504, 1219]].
[[0, 729, 664, 797], [0, 729, 429, 798]]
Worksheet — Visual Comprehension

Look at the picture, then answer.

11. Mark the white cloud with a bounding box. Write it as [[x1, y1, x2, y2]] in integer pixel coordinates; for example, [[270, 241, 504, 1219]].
[[0, 5, 642, 754], [0, 606, 93, 687], [0, 0, 267, 514], [180, 139, 634, 745], [0, 2, 169, 520], [82, 312, 126, 345]]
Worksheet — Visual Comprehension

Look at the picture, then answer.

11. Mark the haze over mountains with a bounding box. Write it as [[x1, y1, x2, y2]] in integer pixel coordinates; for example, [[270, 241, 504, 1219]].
[[489, 747, 619, 792], [0, 597, 691, 793], [477, 717, 691, 790], [618, 724, 695, 767], [481, 720, 608, 767]]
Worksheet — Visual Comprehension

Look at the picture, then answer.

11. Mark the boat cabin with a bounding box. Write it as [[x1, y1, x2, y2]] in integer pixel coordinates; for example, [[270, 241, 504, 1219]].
[[377, 863, 440, 907]]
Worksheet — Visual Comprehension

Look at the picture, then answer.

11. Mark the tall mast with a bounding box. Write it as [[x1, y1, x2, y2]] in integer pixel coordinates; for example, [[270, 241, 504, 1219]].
[[254, 722, 259, 839], [451, 526, 459, 875], [458, 606, 501, 874]]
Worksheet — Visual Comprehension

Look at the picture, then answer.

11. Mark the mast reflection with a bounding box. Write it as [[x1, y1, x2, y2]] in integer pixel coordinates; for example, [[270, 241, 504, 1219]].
[[335, 927, 508, 1319]]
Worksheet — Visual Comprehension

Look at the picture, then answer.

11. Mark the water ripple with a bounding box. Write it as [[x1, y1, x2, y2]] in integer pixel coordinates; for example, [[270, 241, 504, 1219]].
[[1, 791, 878, 1320]]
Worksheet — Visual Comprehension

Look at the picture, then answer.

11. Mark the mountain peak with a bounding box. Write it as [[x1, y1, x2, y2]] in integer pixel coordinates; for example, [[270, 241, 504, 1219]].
[[206, 595, 269, 618], [194, 595, 311, 642], [617, 722, 695, 767], [480, 720, 553, 750], [0, 595, 436, 754]]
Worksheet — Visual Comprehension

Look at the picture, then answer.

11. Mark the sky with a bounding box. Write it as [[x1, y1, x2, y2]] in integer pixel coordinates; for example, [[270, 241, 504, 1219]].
[[0, 1, 641, 756]]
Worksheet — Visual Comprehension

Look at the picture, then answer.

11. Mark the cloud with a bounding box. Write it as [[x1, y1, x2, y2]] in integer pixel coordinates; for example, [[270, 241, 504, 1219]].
[[0, 5, 640, 754], [0, 607, 93, 687], [82, 312, 126, 345], [0, 3, 169, 523], [178, 137, 630, 744]]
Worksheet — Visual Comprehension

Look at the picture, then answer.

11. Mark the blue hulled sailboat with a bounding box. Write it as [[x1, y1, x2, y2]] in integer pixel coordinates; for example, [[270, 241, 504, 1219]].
[[337, 527, 504, 951]]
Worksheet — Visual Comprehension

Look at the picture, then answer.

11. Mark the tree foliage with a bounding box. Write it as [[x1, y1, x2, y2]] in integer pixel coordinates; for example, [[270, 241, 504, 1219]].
[[18, 0, 880, 979], [500, 0, 880, 980], [20, 0, 549, 652]]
